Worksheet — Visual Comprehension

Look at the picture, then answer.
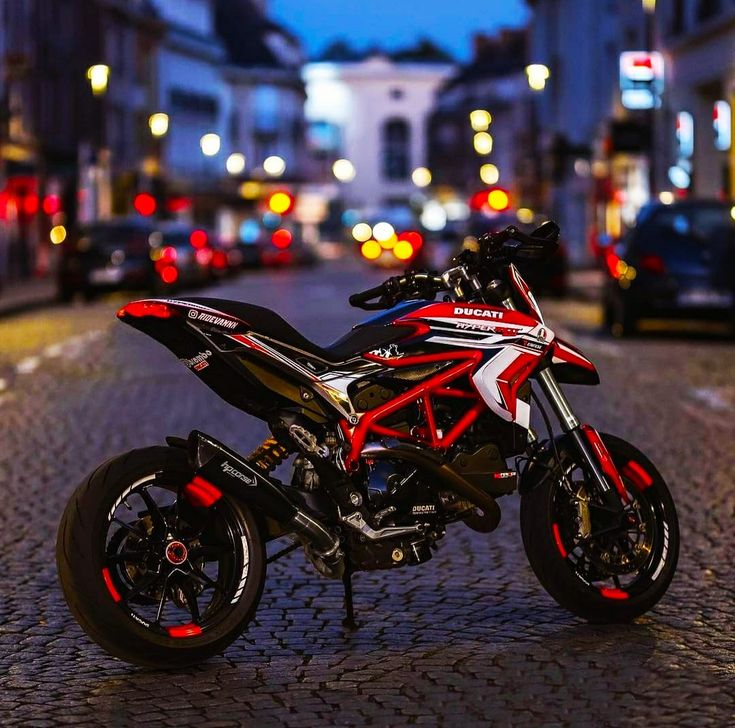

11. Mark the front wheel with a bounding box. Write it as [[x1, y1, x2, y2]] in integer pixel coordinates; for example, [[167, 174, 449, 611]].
[[56, 446, 266, 668], [521, 433, 678, 622]]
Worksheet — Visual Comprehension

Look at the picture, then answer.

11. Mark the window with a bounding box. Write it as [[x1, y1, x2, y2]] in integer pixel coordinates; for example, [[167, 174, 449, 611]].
[[671, 0, 686, 33], [696, 0, 721, 22], [382, 118, 410, 181], [254, 86, 279, 134]]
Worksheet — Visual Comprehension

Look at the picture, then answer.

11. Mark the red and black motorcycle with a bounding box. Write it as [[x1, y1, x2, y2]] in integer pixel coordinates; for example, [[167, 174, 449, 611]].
[[57, 222, 679, 668]]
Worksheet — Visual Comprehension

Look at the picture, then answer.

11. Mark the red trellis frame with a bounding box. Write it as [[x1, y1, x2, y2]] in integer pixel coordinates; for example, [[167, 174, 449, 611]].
[[342, 350, 485, 470]]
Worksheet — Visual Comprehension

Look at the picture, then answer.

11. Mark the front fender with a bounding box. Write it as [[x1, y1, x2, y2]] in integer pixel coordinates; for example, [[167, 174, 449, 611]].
[[549, 337, 599, 385]]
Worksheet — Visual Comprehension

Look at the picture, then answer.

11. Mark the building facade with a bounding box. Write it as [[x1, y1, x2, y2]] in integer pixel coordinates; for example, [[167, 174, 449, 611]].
[[657, 0, 735, 199], [0, 0, 161, 284], [428, 31, 532, 208], [149, 0, 230, 182], [527, 0, 650, 263], [303, 53, 455, 212], [215, 0, 307, 181]]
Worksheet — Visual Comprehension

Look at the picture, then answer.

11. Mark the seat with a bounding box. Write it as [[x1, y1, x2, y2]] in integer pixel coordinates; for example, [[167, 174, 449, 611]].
[[183, 297, 406, 364]]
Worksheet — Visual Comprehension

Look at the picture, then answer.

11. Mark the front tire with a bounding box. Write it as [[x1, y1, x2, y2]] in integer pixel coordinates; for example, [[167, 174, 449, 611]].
[[56, 446, 266, 668], [520, 433, 678, 622]]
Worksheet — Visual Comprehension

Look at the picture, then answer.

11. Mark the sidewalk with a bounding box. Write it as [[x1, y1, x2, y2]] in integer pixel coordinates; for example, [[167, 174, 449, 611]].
[[0, 276, 57, 318]]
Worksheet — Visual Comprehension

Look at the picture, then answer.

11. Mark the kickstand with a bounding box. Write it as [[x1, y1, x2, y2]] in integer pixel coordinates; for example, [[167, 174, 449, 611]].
[[341, 567, 359, 630]]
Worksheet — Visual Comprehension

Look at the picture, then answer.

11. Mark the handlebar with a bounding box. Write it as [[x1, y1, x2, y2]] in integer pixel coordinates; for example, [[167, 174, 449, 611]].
[[349, 221, 560, 310]]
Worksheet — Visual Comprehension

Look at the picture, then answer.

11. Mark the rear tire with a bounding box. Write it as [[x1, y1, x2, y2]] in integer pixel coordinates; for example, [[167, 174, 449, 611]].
[[56, 446, 266, 668], [520, 433, 679, 622]]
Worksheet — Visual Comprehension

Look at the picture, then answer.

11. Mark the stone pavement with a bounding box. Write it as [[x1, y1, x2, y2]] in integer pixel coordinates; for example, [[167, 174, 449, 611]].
[[1, 263, 733, 726]]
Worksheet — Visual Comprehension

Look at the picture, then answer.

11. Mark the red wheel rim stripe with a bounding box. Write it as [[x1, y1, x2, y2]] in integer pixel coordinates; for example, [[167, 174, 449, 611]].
[[622, 460, 653, 490], [101, 567, 122, 602], [599, 587, 629, 600], [167, 623, 202, 638], [551, 522, 568, 558]]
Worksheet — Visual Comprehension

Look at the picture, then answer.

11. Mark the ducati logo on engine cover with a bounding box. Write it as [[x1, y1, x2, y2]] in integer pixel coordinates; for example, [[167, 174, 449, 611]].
[[412, 504, 436, 515]]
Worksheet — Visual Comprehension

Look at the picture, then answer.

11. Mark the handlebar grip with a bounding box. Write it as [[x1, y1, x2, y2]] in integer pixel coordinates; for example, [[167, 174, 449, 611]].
[[349, 284, 387, 309]]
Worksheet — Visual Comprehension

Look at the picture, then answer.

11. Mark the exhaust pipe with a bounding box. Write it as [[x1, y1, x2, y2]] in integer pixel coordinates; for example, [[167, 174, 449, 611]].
[[187, 430, 342, 565], [361, 443, 502, 532]]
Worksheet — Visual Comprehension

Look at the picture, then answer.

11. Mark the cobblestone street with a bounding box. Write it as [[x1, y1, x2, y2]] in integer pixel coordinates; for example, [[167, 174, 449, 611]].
[[1, 261, 734, 726]]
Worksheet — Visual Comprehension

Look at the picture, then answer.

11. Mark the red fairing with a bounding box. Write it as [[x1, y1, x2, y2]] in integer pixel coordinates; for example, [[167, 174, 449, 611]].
[[400, 301, 541, 329], [581, 425, 630, 503], [551, 338, 597, 372]]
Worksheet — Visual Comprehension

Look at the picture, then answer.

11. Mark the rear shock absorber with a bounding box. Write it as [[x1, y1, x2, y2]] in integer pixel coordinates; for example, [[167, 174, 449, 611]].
[[247, 437, 291, 473]]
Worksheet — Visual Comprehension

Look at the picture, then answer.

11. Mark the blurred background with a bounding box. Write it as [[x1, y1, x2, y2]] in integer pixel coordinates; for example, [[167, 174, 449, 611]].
[[0, 0, 733, 334]]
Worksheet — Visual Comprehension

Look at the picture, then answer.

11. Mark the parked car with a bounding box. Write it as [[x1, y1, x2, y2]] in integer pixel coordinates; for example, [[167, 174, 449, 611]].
[[157, 224, 213, 289], [259, 226, 317, 268], [57, 219, 209, 301], [602, 200, 735, 336]]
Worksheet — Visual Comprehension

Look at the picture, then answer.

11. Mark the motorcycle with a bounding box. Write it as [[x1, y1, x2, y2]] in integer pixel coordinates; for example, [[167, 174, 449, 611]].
[[56, 222, 679, 668]]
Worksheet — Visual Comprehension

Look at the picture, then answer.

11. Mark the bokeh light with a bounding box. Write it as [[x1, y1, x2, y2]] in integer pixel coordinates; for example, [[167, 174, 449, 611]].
[[411, 167, 432, 188], [226, 153, 246, 175], [393, 240, 414, 260], [332, 159, 356, 182], [361, 240, 382, 260], [480, 163, 499, 185], [473, 132, 493, 155], [148, 113, 169, 137], [268, 191, 294, 215], [200, 133, 221, 156], [469, 110, 492, 131], [49, 225, 67, 245], [263, 155, 286, 177], [372, 222, 395, 242], [352, 223, 372, 242]]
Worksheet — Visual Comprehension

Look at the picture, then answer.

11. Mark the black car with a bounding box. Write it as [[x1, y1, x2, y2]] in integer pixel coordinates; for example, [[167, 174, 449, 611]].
[[57, 219, 207, 301], [602, 200, 735, 336]]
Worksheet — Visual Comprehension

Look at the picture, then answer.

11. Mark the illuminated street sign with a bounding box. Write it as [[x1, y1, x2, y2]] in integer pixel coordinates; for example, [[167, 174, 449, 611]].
[[713, 100, 731, 151], [676, 111, 694, 158], [620, 52, 664, 110]]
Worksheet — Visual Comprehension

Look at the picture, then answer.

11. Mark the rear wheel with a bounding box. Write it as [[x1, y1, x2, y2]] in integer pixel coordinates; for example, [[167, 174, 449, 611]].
[[521, 433, 678, 622], [56, 446, 266, 668]]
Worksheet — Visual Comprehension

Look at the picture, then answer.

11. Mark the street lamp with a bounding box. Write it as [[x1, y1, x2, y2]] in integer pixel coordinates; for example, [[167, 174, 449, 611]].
[[473, 132, 493, 155], [411, 167, 432, 188], [480, 163, 499, 185], [469, 110, 492, 132], [263, 155, 286, 177], [332, 158, 356, 182], [642, 0, 656, 13], [526, 64, 550, 91], [148, 113, 169, 137], [87, 64, 110, 95], [226, 153, 246, 175], [200, 133, 221, 156]]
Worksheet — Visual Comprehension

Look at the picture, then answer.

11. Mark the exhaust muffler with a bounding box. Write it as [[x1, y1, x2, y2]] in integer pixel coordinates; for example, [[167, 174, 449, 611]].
[[187, 430, 343, 569]]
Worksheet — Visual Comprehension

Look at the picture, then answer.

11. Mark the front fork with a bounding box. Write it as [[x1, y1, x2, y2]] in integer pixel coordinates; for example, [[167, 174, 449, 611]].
[[535, 366, 625, 513], [494, 289, 624, 513]]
